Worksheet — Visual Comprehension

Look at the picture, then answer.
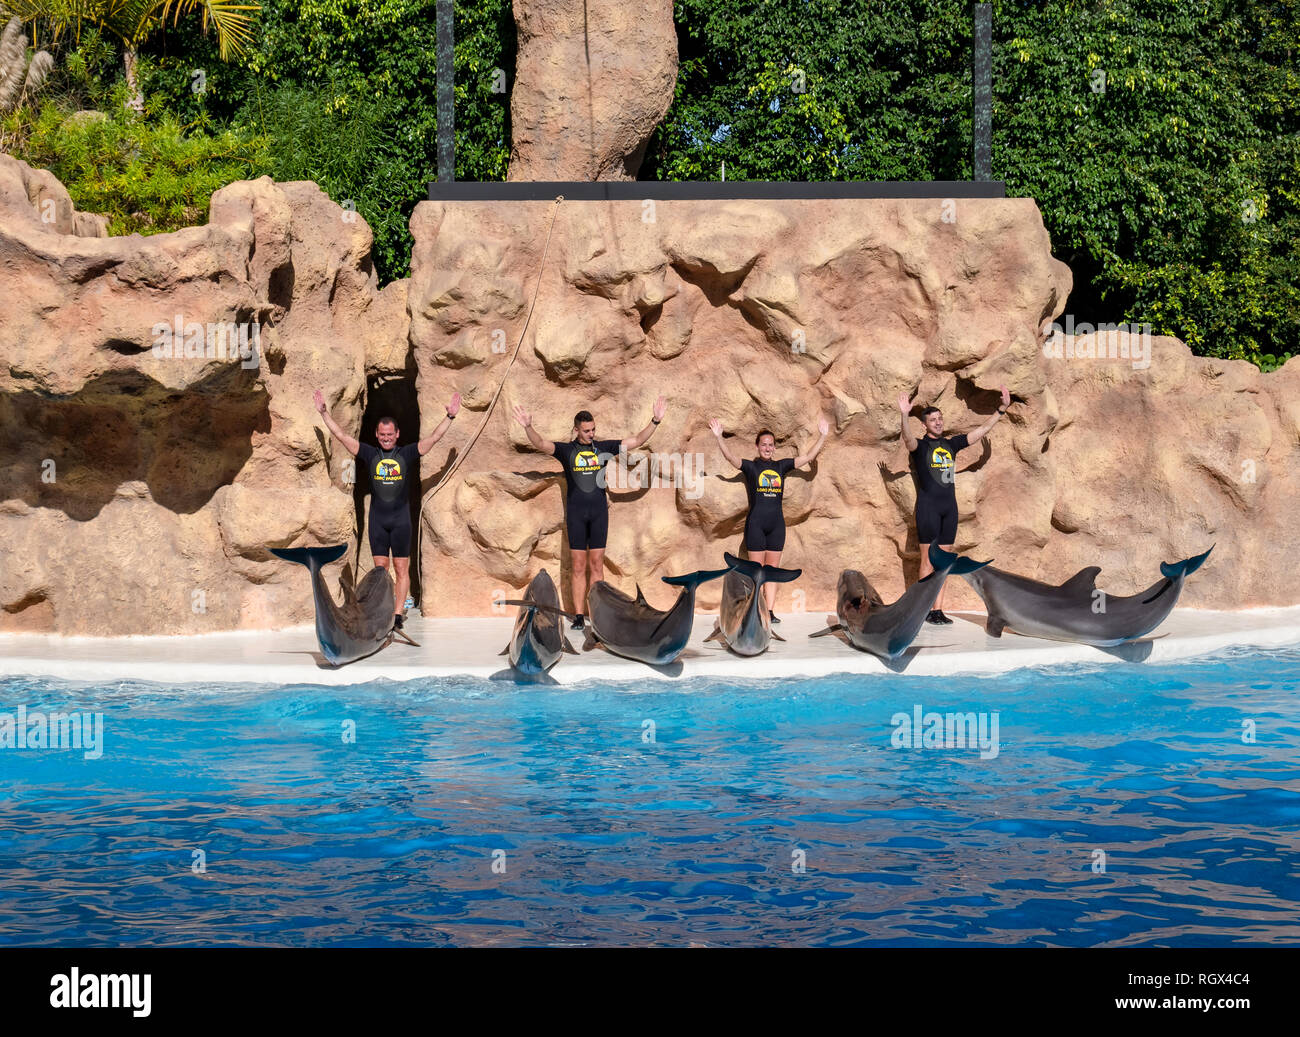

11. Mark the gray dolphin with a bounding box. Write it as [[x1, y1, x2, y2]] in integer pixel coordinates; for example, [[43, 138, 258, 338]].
[[960, 545, 1214, 646], [810, 544, 991, 659], [272, 545, 413, 666], [703, 552, 802, 656], [499, 569, 578, 676], [583, 567, 731, 666]]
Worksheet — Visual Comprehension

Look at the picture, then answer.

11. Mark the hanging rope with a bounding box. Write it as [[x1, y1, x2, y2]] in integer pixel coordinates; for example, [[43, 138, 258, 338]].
[[409, 194, 565, 598]]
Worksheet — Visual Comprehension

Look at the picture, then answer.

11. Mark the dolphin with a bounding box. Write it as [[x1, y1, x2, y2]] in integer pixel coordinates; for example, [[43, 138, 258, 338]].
[[499, 569, 578, 676], [583, 567, 731, 666], [703, 552, 802, 656], [810, 544, 992, 659], [271, 545, 413, 666], [959, 545, 1214, 646]]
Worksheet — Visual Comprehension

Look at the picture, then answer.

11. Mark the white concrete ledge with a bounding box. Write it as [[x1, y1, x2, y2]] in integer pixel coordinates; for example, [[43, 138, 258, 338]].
[[2, 607, 1299, 686]]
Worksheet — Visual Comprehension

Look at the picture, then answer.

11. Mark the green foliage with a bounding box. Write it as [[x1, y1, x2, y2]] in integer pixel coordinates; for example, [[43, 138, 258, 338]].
[[14, 82, 267, 233], [645, 0, 1297, 369]]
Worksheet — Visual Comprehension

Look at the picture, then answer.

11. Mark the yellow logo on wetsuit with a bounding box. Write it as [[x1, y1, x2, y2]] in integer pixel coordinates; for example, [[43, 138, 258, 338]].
[[929, 447, 954, 474], [374, 458, 403, 484], [758, 468, 783, 497], [573, 450, 601, 472]]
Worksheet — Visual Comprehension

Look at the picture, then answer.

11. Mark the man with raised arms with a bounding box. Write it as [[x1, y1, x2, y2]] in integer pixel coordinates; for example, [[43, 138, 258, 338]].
[[512, 397, 667, 630], [313, 388, 461, 629], [899, 386, 1011, 624]]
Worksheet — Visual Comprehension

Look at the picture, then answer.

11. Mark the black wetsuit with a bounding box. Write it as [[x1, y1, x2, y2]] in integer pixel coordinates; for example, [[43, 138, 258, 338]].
[[357, 442, 420, 557], [909, 433, 969, 544], [553, 438, 622, 550], [740, 457, 795, 552]]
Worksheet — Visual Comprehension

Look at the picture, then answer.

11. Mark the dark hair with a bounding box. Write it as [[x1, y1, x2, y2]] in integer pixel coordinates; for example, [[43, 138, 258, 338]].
[[573, 410, 594, 427], [920, 406, 942, 419], [754, 428, 776, 445], [376, 416, 399, 429]]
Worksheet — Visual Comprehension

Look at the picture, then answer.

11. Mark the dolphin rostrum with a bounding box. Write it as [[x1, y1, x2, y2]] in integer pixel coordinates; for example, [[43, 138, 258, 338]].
[[499, 569, 578, 676], [271, 545, 417, 666], [583, 567, 731, 666], [703, 552, 802, 656], [959, 545, 1214, 646], [810, 544, 991, 659]]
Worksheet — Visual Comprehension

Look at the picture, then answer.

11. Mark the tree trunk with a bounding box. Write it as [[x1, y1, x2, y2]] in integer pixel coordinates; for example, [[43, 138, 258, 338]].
[[124, 46, 143, 113]]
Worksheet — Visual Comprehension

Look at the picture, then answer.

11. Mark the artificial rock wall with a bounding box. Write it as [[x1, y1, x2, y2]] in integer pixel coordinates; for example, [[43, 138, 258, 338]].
[[2, 153, 1297, 634]]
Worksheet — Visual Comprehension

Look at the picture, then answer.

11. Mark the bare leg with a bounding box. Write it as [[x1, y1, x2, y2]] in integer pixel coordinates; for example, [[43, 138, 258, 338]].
[[392, 557, 410, 617], [935, 543, 954, 611], [917, 543, 933, 583], [571, 550, 589, 616], [587, 549, 606, 604], [761, 550, 781, 613]]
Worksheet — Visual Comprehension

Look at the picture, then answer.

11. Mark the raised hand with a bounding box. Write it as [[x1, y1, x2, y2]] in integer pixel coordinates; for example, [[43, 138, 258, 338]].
[[652, 395, 667, 422], [999, 384, 1011, 409], [447, 391, 462, 418], [708, 418, 724, 438], [313, 388, 327, 415], [898, 392, 914, 416], [512, 404, 531, 428], [817, 416, 830, 436]]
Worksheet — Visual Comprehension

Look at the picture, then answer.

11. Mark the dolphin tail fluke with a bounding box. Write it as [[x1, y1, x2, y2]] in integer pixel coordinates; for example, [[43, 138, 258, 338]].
[[927, 543, 958, 570], [949, 555, 993, 576], [661, 567, 731, 589], [270, 545, 348, 571], [1159, 544, 1215, 582], [725, 552, 804, 587]]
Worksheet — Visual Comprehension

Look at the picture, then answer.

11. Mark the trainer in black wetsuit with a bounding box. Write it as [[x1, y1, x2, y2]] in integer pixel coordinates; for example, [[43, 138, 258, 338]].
[[552, 436, 623, 552], [709, 418, 831, 622], [313, 388, 461, 627], [357, 440, 419, 558], [898, 387, 1011, 624], [513, 398, 667, 630], [740, 456, 796, 552]]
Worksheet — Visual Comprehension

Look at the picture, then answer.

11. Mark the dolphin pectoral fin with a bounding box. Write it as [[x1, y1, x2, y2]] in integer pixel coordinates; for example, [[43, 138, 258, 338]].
[[703, 620, 724, 644], [390, 627, 420, 647], [770, 629, 787, 642], [501, 600, 581, 620], [582, 628, 598, 651], [808, 622, 844, 638], [986, 615, 1006, 638], [561, 637, 579, 655], [498, 644, 511, 656]]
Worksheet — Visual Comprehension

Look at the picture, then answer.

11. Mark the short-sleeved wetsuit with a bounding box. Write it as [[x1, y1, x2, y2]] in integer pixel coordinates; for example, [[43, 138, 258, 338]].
[[740, 457, 796, 552], [909, 433, 969, 544], [357, 441, 420, 557], [553, 438, 622, 551]]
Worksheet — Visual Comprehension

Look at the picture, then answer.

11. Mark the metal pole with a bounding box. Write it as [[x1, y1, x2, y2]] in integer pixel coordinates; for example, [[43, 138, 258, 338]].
[[437, 0, 455, 182], [972, 3, 991, 181]]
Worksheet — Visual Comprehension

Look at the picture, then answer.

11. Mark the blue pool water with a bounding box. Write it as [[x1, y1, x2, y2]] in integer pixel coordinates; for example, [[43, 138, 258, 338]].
[[2, 646, 1299, 947]]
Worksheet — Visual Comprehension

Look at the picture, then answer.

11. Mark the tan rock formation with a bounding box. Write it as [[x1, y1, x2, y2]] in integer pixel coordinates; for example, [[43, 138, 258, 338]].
[[2, 156, 1296, 634], [0, 159, 405, 634], [507, 0, 678, 180], [406, 195, 1300, 618]]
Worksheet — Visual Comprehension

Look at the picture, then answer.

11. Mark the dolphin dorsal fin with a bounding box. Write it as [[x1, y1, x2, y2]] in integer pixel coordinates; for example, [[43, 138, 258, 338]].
[[634, 584, 649, 607], [1060, 566, 1102, 595]]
